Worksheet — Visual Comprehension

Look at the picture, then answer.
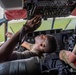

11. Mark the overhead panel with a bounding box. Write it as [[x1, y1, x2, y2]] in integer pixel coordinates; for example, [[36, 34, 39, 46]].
[[24, 0, 76, 19], [0, 0, 23, 10]]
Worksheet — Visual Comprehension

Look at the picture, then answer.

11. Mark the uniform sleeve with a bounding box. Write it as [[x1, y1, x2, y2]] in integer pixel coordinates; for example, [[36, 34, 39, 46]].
[[14, 50, 39, 59]]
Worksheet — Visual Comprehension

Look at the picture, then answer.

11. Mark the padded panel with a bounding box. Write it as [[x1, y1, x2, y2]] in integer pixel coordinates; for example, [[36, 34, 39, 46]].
[[0, 0, 23, 10]]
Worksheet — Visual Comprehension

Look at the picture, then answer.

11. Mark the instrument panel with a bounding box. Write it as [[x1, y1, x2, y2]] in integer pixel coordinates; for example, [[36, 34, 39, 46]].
[[24, 0, 76, 19]]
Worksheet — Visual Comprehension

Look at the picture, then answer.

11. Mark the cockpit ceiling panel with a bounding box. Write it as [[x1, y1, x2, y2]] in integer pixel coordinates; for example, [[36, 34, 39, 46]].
[[0, 0, 23, 10], [0, 0, 76, 19]]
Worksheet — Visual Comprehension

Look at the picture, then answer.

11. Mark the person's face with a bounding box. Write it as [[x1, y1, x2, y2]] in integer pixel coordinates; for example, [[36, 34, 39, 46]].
[[34, 34, 49, 53], [35, 34, 47, 44]]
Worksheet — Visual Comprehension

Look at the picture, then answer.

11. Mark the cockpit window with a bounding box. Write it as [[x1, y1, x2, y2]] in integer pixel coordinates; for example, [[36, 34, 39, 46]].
[[0, 6, 4, 19]]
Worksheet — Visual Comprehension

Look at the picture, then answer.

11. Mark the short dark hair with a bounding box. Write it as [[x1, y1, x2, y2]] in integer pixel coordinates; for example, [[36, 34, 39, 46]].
[[46, 34, 57, 53]]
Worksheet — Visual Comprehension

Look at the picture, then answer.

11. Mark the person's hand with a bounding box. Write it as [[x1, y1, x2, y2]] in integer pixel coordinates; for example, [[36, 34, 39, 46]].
[[23, 15, 42, 33], [6, 32, 13, 38]]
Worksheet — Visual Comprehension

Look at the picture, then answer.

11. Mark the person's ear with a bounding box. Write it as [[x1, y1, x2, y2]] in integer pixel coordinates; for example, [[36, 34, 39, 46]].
[[40, 43, 45, 48]]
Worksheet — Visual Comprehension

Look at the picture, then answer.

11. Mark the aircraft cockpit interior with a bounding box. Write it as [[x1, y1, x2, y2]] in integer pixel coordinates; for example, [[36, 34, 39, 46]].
[[0, 0, 76, 75]]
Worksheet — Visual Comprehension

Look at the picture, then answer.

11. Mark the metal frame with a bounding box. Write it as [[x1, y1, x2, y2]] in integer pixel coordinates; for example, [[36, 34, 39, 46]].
[[4, 21, 8, 41]]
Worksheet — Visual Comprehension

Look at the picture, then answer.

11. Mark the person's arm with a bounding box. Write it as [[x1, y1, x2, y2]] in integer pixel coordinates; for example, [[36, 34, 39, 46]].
[[0, 15, 42, 62], [8, 50, 39, 61]]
